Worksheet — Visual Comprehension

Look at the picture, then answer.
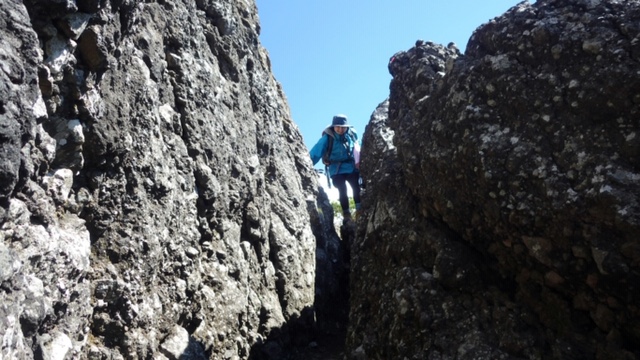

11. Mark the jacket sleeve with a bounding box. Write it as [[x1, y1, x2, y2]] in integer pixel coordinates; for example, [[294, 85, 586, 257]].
[[309, 135, 328, 165]]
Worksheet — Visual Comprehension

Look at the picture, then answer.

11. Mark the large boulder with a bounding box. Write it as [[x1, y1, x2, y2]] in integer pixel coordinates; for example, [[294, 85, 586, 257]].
[[1, 0, 321, 359], [350, 0, 640, 359]]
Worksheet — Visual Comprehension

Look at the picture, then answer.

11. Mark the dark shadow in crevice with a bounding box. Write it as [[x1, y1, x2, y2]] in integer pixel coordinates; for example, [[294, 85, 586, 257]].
[[248, 306, 325, 360], [178, 184, 351, 360], [248, 185, 352, 359]]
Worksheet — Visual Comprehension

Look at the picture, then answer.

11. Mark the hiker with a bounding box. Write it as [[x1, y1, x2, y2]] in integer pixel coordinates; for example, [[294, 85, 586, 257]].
[[310, 114, 361, 223]]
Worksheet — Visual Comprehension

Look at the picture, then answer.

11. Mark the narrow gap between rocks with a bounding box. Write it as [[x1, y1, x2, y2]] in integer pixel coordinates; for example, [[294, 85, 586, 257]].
[[288, 220, 355, 360]]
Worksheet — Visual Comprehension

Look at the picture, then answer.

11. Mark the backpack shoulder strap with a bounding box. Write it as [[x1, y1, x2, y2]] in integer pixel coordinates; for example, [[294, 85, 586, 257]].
[[345, 130, 354, 159], [347, 128, 356, 142], [322, 133, 334, 166]]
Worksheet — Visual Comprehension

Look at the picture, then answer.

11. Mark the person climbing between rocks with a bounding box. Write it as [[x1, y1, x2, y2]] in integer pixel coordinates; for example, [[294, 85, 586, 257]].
[[310, 114, 362, 224]]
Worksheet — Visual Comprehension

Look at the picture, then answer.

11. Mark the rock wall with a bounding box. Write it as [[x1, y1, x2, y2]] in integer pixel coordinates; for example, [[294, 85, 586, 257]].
[[1, 0, 324, 359], [350, 0, 640, 359]]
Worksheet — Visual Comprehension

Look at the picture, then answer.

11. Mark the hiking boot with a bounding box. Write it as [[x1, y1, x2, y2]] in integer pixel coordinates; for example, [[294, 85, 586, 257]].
[[342, 212, 352, 225]]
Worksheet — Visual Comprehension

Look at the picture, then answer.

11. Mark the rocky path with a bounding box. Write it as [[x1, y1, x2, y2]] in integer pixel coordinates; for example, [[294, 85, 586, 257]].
[[289, 332, 345, 360]]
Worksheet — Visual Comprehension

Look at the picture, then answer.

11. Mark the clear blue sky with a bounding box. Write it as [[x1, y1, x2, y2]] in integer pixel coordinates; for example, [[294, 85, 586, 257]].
[[255, 1, 530, 166]]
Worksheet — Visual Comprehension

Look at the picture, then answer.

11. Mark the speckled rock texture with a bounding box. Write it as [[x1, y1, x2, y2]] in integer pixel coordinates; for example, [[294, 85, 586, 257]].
[[349, 0, 640, 359], [0, 0, 327, 359]]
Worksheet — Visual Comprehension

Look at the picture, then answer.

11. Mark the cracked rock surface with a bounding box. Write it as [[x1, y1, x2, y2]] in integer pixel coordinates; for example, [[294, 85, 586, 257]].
[[350, 0, 640, 359], [1, 0, 324, 359]]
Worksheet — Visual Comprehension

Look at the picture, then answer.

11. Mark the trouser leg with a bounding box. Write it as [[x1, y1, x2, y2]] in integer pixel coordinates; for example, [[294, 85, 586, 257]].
[[331, 174, 350, 215], [346, 171, 361, 210]]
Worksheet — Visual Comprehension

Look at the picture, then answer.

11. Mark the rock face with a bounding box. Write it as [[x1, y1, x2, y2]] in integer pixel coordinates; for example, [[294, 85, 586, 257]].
[[1, 0, 324, 359], [350, 0, 640, 359], [5, 0, 640, 358]]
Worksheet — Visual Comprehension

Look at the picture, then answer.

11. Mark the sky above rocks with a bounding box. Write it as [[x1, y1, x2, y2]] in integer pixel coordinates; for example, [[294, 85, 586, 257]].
[[256, 0, 532, 161]]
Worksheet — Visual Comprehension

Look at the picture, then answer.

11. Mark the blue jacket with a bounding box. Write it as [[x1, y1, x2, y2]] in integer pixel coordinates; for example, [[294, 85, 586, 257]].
[[310, 127, 359, 177]]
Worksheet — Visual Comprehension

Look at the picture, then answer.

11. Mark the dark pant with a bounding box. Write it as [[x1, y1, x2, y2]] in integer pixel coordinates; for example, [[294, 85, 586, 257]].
[[332, 171, 361, 215]]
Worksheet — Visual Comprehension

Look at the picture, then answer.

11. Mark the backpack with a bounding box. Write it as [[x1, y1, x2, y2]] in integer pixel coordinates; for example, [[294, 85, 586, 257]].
[[322, 129, 356, 166]]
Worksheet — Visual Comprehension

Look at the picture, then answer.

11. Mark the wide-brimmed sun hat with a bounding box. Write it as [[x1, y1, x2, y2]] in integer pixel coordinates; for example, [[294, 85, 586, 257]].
[[331, 114, 350, 127]]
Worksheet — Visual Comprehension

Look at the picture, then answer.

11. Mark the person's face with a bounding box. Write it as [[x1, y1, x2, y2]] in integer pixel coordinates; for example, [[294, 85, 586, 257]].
[[334, 126, 347, 135]]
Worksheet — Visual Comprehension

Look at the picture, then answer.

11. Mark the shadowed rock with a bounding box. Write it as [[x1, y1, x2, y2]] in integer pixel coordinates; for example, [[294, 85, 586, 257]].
[[350, 0, 640, 359]]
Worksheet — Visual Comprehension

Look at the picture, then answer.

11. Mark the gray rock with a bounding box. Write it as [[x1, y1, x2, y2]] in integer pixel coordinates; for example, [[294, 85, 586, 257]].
[[36, 332, 73, 360], [1, 0, 321, 359], [349, 0, 640, 359], [57, 13, 92, 41], [160, 325, 190, 359]]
